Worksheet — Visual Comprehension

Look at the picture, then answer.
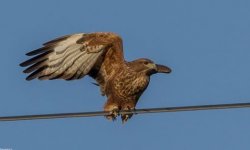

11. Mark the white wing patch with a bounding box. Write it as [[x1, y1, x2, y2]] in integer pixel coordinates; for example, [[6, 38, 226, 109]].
[[20, 33, 107, 80]]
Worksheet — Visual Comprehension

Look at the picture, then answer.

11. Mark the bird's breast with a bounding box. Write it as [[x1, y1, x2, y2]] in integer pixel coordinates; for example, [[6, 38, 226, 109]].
[[111, 71, 150, 100]]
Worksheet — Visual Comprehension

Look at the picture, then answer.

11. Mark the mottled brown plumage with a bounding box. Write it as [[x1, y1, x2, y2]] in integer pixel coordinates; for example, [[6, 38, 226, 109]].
[[20, 32, 171, 123]]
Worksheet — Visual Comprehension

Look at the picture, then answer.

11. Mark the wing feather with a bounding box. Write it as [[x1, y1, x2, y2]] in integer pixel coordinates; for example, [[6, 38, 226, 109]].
[[20, 50, 53, 67], [20, 32, 124, 85], [26, 46, 53, 56], [75, 52, 101, 79], [23, 59, 48, 73]]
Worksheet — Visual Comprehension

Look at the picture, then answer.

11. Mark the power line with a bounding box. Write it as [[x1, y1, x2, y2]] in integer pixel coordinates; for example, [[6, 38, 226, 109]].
[[0, 102, 249, 121]]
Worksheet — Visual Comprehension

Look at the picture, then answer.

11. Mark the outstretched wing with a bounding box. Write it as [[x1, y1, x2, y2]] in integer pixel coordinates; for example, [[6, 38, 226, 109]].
[[20, 32, 124, 82]]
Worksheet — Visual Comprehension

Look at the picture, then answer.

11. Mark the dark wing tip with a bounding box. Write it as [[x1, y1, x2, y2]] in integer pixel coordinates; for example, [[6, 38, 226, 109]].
[[19, 59, 34, 67], [25, 66, 47, 81], [19, 61, 27, 67], [25, 49, 42, 56], [22, 59, 48, 73], [19, 57, 44, 67], [43, 34, 71, 46], [20, 50, 53, 67], [25, 76, 33, 81], [25, 46, 53, 56], [25, 73, 35, 80]]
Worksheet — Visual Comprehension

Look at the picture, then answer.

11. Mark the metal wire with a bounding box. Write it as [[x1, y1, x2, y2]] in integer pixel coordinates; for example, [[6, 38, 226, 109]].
[[0, 102, 250, 121]]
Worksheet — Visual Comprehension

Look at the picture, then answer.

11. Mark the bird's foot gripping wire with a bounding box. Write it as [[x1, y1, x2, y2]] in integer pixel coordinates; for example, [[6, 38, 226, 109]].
[[121, 107, 134, 124], [106, 109, 120, 121]]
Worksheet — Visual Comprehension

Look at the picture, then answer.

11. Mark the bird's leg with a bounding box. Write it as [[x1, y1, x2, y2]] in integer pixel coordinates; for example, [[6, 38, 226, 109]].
[[121, 106, 135, 124]]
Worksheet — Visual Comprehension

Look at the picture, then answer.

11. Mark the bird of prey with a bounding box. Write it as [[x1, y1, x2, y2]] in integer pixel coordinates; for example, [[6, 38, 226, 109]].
[[20, 32, 171, 123]]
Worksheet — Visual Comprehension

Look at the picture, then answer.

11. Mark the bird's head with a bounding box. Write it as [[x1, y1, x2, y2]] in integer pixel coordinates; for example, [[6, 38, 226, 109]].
[[128, 58, 171, 76]]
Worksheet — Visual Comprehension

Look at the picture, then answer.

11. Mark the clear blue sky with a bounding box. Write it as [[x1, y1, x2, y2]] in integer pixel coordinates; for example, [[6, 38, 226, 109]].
[[0, 0, 249, 149]]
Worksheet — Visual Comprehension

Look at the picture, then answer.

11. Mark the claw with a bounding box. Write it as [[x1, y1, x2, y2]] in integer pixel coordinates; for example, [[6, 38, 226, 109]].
[[121, 115, 130, 124], [121, 106, 134, 124], [106, 108, 120, 121]]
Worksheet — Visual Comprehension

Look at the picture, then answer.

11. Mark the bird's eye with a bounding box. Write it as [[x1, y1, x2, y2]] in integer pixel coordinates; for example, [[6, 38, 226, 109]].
[[143, 61, 149, 65]]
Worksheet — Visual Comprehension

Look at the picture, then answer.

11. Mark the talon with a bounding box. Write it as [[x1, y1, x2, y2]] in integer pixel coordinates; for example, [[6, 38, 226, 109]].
[[121, 106, 134, 123], [112, 109, 120, 117], [121, 115, 130, 124], [106, 109, 120, 121]]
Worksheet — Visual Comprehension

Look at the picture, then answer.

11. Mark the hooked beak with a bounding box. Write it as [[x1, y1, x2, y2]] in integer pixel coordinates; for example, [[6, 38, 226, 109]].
[[156, 64, 171, 73]]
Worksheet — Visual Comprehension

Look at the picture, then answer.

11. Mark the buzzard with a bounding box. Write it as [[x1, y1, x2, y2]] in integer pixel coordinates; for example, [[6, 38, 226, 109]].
[[20, 32, 171, 123]]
